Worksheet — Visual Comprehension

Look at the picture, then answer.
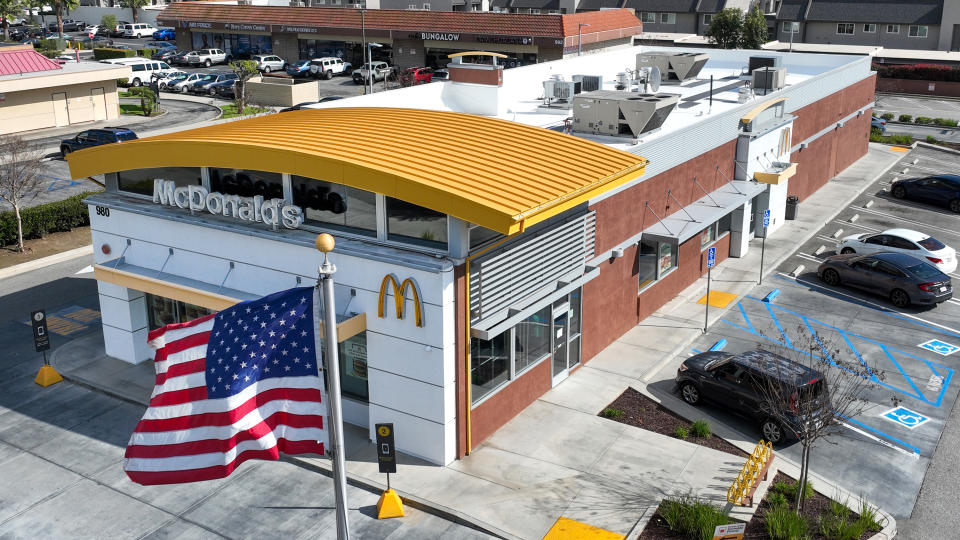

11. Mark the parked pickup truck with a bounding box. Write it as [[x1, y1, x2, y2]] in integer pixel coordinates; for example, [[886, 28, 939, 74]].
[[186, 48, 228, 67], [352, 61, 391, 85]]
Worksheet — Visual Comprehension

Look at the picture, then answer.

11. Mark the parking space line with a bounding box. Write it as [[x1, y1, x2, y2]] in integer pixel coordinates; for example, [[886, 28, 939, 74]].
[[834, 220, 880, 232], [854, 205, 960, 236], [880, 343, 928, 400], [764, 302, 793, 347], [836, 414, 921, 457]]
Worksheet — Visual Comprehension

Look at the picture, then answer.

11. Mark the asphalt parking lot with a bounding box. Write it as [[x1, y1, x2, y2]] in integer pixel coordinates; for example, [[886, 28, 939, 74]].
[[876, 93, 960, 121], [671, 144, 960, 519]]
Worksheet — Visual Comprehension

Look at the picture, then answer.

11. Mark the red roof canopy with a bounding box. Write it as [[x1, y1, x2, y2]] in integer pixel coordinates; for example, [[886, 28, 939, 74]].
[[0, 47, 62, 76]]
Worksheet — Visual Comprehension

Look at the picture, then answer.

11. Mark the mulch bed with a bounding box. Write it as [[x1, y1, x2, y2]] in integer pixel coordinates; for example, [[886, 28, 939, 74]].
[[639, 472, 876, 539], [600, 387, 748, 458], [1, 226, 91, 269]]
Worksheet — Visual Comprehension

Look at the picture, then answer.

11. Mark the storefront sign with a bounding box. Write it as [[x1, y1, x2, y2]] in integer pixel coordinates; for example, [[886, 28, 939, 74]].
[[281, 25, 320, 34], [377, 274, 424, 327], [152, 180, 304, 229], [476, 35, 532, 45], [225, 22, 268, 32], [419, 32, 460, 41], [375, 423, 397, 474], [31, 310, 50, 353], [184, 21, 213, 29]]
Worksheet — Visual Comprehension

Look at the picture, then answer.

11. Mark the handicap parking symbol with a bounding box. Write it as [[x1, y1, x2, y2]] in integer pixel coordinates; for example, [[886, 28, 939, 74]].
[[918, 339, 960, 356], [882, 406, 929, 429]]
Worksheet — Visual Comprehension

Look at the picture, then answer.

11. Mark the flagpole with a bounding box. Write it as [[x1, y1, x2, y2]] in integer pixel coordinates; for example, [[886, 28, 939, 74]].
[[316, 233, 351, 540]]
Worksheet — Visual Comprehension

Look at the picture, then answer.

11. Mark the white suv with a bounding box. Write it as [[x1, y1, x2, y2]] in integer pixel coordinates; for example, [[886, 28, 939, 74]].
[[186, 49, 228, 67], [252, 54, 286, 73], [122, 23, 157, 38], [309, 57, 351, 79]]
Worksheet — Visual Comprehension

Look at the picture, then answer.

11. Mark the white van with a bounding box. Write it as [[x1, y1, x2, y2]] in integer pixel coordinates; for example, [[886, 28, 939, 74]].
[[122, 23, 157, 38], [101, 58, 174, 87]]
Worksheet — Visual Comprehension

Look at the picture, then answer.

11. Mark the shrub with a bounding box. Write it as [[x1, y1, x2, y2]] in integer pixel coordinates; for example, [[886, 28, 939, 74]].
[[674, 425, 689, 439], [880, 113, 895, 121], [915, 116, 934, 124], [601, 407, 625, 420], [829, 498, 851, 520], [0, 192, 101, 247], [872, 63, 960, 82], [101, 14, 117, 29], [94, 48, 137, 60], [691, 420, 711, 438], [934, 117, 959, 127], [117, 78, 129, 87], [770, 479, 814, 502], [660, 494, 736, 540], [818, 513, 866, 540], [856, 499, 885, 532], [765, 503, 809, 540], [899, 114, 912, 122], [137, 48, 158, 58], [927, 135, 940, 144], [768, 491, 788, 508]]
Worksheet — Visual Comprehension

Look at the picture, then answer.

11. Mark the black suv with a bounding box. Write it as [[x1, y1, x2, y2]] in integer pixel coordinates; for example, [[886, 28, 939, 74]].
[[61, 128, 138, 157], [675, 350, 830, 444]]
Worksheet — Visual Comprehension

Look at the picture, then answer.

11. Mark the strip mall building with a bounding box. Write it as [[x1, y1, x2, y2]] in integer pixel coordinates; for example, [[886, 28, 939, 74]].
[[66, 46, 874, 465]]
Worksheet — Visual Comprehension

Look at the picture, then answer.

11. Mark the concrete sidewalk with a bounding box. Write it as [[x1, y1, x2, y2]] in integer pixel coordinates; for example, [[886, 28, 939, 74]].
[[49, 144, 902, 539]]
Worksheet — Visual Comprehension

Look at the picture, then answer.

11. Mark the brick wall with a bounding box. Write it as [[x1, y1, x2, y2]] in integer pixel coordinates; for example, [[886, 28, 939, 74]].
[[469, 358, 551, 448]]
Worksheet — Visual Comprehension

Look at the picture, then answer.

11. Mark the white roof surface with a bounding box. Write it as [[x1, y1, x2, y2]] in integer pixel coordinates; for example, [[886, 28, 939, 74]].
[[309, 46, 867, 152]]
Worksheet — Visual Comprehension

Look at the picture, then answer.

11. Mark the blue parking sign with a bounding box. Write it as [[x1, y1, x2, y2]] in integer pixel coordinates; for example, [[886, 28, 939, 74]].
[[706, 247, 716, 268], [762, 209, 771, 228], [918, 339, 960, 356], [882, 406, 929, 429]]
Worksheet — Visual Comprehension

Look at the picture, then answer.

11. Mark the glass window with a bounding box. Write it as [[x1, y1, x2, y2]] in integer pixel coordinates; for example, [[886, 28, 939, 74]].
[[638, 239, 658, 289], [701, 224, 716, 249], [703, 14, 712, 25], [292, 175, 377, 236], [297, 39, 347, 61], [386, 197, 448, 249], [659, 242, 677, 277], [641, 12, 655, 23], [886, 24, 899, 34], [117, 166, 202, 197], [471, 332, 509, 403], [718, 213, 732, 237], [514, 306, 550, 374], [918, 237, 946, 251], [209, 168, 283, 200], [339, 333, 369, 401], [660, 12, 676, 24], [146, 293, 212, 330], [837, 23, 854, 35], [569, 288, 581, 336], [863, 24, 876, 33], [469, 224, 502, 250], [782, 21, 799, 33], [909, 25, 928, 38]]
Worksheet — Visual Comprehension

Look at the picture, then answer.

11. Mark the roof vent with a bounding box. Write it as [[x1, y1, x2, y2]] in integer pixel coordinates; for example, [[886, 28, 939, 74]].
[[637, 51, 709, 83], [752, 67, 786, 93], [570, 90, 679, 138], [572, 75, 603, 92], [542, 80, 582, 107]]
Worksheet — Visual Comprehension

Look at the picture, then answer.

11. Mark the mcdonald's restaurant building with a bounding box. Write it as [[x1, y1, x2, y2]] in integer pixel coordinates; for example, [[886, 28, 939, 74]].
[[67, 46, 875, 466]]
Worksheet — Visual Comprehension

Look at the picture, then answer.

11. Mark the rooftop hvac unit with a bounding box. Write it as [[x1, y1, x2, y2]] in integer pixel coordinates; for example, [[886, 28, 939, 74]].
[[749, 55, 782, 72], [637, 51, 709, 83], [570, 90, 680, 138], [752, 67, 787, 92], [572, 75, 603, 92], [542, 80, 581, 104]]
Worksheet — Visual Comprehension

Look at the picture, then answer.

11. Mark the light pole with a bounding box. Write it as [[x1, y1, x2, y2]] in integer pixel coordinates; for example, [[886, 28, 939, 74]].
[[578, 23, 590, 56], [315, 233, 351, 540], [361, 8, 369, 95]]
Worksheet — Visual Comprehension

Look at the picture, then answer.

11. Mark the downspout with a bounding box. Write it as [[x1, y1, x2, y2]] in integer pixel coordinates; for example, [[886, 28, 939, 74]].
[[462, 232, 515, 455]]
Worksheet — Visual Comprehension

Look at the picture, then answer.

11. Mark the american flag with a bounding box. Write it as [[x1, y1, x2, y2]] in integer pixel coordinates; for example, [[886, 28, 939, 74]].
[[123, 287, 327, 485]]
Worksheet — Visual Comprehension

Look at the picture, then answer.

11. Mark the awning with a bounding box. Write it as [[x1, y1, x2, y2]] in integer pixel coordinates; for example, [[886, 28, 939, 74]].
[[95, 259, 366, 342], [642, 180, 767, 244]]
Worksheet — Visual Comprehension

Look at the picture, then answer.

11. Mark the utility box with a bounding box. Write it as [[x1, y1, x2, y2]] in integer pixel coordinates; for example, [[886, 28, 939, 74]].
[[572, 75, 603, 92], [752, 67, 787, 92], [571, 90, 679, 138], [637, 51, 709, 83], [749, 55, 782, 72]]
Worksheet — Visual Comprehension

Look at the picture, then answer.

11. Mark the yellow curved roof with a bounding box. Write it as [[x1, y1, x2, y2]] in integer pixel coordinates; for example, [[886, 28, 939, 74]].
[[66, 108, 648, 234]]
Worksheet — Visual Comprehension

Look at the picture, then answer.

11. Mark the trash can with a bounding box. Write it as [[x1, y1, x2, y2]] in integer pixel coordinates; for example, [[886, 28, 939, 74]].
[[785, 195, 799, 220]]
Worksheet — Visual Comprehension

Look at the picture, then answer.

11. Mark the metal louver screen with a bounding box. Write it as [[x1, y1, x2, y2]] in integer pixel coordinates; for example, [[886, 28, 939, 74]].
[[470, 212, 595, 325]]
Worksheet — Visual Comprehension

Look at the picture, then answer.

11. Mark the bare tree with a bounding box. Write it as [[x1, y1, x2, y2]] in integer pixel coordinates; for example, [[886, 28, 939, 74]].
[[752, 329, 884, 514], [0, 135, 44, 253]]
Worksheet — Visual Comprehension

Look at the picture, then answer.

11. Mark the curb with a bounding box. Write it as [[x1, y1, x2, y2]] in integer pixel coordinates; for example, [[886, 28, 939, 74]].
[[0, 245, 92, 280]]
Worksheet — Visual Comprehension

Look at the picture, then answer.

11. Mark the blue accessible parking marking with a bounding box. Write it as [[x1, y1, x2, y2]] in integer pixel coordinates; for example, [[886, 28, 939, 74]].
[[882, 407, 930, 430], [918, 339, 960, 357]]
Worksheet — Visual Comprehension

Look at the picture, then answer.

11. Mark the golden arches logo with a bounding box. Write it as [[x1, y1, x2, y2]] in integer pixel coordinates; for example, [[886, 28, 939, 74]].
[[378, 274, 424, 327]]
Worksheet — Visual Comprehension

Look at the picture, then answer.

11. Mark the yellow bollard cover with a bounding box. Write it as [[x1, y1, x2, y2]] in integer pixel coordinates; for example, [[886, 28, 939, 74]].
[[35, 365, 63, 387], [377, 489, 404, 519]]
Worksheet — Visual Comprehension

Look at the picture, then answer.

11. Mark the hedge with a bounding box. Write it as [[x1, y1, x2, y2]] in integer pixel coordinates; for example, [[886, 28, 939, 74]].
[[137, 48, 159, 58], [873, 63, 960, 82], [0, 191, 101, 247], [94, 48, 137, 60]]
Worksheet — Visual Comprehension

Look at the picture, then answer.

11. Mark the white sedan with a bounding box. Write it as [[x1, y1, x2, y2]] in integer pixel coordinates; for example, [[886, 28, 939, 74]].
[[836, 228, 957, 273]]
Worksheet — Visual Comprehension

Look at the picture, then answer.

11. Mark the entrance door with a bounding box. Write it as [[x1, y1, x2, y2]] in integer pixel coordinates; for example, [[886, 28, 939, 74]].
[[91, 88, 107, 121], [551, 311, 568, 386], [51, 92, 69, 126]]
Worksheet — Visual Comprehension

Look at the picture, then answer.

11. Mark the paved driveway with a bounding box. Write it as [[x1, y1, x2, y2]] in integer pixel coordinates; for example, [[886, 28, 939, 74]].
[[677, 144, 960, 519]]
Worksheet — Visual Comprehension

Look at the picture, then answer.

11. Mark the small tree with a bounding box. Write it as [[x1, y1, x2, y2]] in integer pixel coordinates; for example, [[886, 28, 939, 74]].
[[101, 13, 117, 30], [742, 6, 770, 49], [752, 329, 884, 515], [705, 8, 744, 49], [0, 0, 23, 41], [230, 59, 259, 115], [119, 0, 149, 23], [0, 135, 44, 253]]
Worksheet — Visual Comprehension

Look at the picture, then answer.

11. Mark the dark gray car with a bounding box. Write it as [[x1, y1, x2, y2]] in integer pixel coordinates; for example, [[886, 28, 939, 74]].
[[817, 252, 952, 308]]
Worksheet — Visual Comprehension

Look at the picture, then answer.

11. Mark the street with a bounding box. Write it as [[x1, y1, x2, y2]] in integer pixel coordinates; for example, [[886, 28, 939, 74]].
[[876, 93, 960, 141], [0, 256, 492, 539]]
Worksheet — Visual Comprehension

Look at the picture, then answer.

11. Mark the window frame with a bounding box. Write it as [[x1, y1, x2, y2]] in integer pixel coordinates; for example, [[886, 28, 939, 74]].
[[863, 23, 876, 33], [781, 21, 799, 33], [836, 23, 855, 35], [640, 12, 656, 24], [638, 238, 678, 292], [660, 12, 676, 24], [886, 24, 900, 34], [908, 25, 928, 38], [702, 14, 712, 26]]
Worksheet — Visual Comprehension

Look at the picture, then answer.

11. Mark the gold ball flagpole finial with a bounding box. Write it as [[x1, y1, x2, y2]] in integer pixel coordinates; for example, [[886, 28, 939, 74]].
[[315, 233, 335, 253]]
